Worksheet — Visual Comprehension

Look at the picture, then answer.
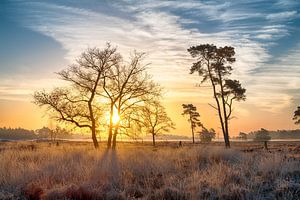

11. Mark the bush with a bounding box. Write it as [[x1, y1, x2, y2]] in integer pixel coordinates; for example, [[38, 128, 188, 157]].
[[254, 128, 271, 141], [199, 128, 216, 142]]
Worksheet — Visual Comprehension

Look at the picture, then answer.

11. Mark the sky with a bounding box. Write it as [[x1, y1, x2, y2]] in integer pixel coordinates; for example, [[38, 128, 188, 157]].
[[0, 0, 300, 137]]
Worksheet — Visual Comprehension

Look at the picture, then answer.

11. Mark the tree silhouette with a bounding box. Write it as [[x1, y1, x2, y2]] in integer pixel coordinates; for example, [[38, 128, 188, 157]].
[[105, 52, 161, 149], [139, 101, 175, 146], [199, 127, 216, 142], [34, 44, 162, 149], [254, 128, 271, 150], [238, 132, 247, 140], [50, 126, 71, 143], [182, 104, 203, 144], [34, 44, 120, 148], [187, 44, 246, 148], [293, 106, 300, 125]]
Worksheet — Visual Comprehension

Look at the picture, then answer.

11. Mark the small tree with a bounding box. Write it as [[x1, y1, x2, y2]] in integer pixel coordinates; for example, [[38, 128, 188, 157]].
[[293, 106, 300, 125], [36, 127, 52, 138], [182, 104, 203, 144], [199, 128, 216, 142], [51, 126, 71, 143], [238, 132, 247, 140], [140, 101, 175, 146], [254, 128, 271, 150]]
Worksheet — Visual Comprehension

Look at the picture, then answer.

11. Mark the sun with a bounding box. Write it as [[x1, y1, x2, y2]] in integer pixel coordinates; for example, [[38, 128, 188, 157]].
[[112, 112, 120, 124], [106, 110, 121, 125]]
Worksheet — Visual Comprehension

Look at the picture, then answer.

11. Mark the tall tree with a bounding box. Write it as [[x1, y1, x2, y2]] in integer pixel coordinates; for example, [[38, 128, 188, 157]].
[[293, 106, 300, 125], [34, 45, 121, 148], [187, 44, 246, 148], [105, 52, 161, 149], [139, 101, 175, 146], [182, 104, 203, 144]]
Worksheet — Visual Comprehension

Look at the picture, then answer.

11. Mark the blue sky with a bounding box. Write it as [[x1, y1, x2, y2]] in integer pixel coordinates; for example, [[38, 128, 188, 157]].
[[0, 0, 300, 132]]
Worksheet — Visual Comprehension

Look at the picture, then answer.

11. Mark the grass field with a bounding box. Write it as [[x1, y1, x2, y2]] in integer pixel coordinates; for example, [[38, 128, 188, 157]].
[[0, 141, 300, 200]]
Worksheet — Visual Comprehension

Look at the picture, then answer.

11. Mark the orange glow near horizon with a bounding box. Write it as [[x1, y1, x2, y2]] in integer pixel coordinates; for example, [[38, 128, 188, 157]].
[[0, 98, 299, 137], [1, 0, 300, 140]]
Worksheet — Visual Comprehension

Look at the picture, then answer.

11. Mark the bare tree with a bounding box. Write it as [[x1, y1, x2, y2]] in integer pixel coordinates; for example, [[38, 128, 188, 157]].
[[103, 52, 161, 148], [293, 106, 300, 125], [187, 44, 246, 148], [182, 104, 203, 144], [138, 101, 175, 146], [118, 109, 145, 141], [101, 61, 122, 148], [34, 45, 121, 148], [50, 126, 71, 143]]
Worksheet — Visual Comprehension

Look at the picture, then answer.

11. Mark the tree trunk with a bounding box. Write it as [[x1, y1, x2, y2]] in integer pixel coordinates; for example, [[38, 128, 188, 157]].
[[112, 122, 120, 149], [191, 126, 195, 144], [264, 141, 268, 150], [218, 71, 230, 148], [112, 104, 121, 149], [224, 133, 230, 148], [88, 72, 101, 149], [207, 62, 227, 147], [88, 100, 99, 149], [152, 131, 156, 146], [112, 129, 118, 149], [107, 104, 114, 148], [91, 123, 99, 148], [190, 116, 195, 144], [107, 125, 113, 148]]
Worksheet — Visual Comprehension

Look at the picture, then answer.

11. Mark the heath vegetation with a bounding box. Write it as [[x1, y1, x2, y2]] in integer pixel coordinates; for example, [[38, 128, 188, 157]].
[[0, 141, 300, 200]]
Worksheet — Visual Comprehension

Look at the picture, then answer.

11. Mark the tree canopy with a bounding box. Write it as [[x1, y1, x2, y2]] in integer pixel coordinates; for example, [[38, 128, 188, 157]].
[[254, 128, 271, 142], [199, 128, 216, 142], [182, 104, 203, 143], [188, 44, 246, 148], [34, 44, 167, 149], [293, 106, 300, 125]]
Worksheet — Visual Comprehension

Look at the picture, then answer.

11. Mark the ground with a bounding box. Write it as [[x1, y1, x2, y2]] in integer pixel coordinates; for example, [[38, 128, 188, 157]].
[[0, 141, 300, 200]]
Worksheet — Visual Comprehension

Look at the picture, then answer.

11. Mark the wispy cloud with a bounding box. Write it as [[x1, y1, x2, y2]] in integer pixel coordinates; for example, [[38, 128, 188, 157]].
[[3, 0, 300, 115], [275, 0, 299, 8], [266, 11, 298, 21], [245, 43, 300, 112]]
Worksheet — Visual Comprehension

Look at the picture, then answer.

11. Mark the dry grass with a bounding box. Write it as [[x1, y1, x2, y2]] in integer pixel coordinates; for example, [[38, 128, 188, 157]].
[[0, 141, 300, 200]]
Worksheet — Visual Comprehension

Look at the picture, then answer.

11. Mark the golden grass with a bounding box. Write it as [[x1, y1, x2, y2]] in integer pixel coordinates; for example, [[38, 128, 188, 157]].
[[0, 141, 300, 200]]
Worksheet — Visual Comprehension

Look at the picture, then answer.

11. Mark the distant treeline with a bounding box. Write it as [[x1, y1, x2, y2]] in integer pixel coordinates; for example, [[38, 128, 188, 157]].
[[237, 129, 300, 140], [0, 127, 38, 140], [0, 127, 72, 140]]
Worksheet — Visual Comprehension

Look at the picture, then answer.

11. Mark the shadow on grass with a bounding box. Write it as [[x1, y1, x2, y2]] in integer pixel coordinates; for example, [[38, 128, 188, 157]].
[[91, 149, 121, 186]]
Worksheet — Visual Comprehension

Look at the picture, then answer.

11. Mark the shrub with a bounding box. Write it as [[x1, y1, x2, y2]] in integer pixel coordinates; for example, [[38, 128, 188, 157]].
[[199, 128, 216, 142], [254, 128, 271, 142]]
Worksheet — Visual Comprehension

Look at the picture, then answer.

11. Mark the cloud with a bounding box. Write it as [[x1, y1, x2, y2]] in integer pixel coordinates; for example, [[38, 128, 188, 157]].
[[245, 43, 300, 112], [0, 77, 64, 101], [266, 11, 298, 21], [275, 0, 299, 8], [3, 0, 300, 116]]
